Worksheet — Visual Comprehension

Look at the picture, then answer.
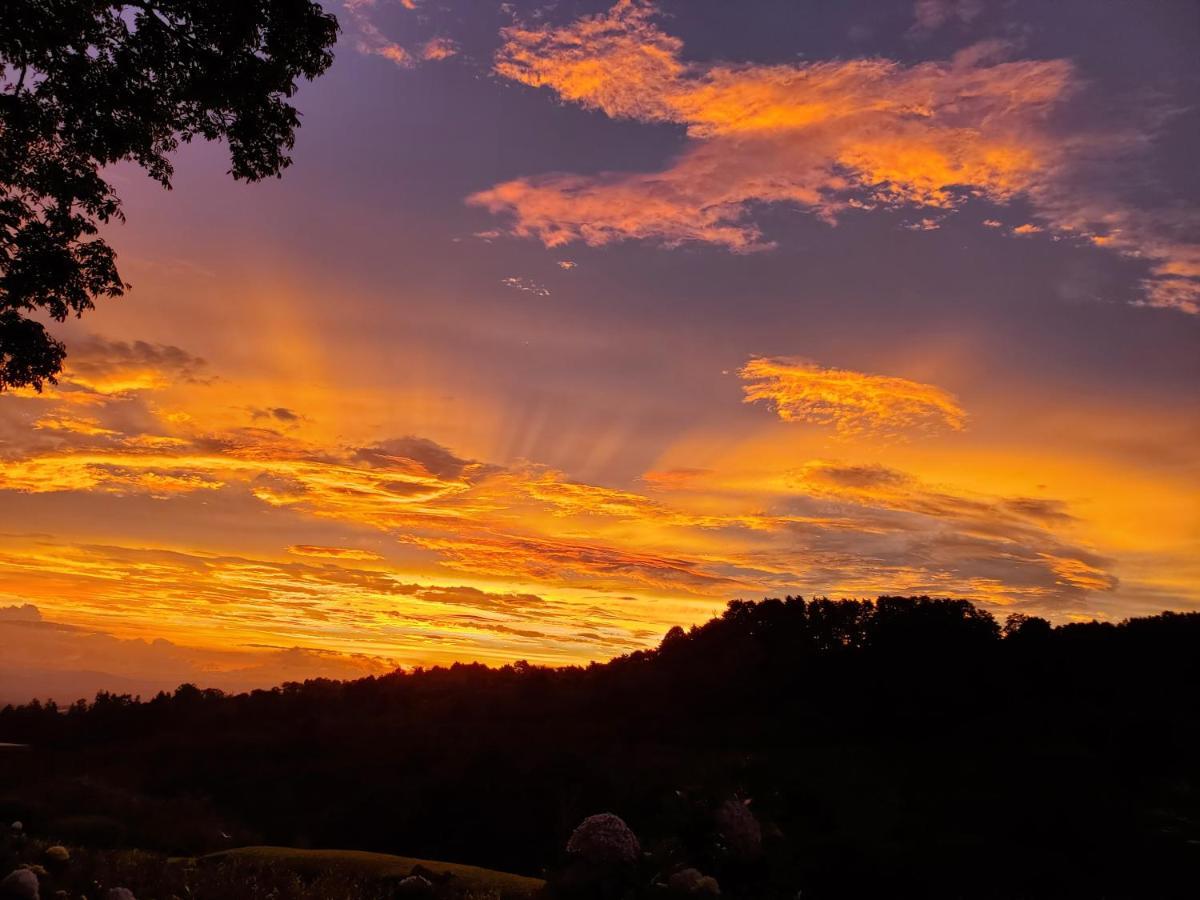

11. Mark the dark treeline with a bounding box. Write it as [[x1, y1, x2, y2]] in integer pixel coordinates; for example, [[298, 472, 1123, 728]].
[[2, 596, 1199, 897]]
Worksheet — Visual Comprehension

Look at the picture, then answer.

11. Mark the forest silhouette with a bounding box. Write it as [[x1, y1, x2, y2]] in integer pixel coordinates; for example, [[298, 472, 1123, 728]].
[[2, 595, 1198, 897]]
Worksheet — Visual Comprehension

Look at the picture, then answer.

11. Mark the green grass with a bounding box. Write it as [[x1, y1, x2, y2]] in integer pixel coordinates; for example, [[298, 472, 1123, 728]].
[[204, 846, 545, 899]]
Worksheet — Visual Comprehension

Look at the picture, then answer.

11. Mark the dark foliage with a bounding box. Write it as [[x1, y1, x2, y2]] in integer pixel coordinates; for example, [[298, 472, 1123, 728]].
[[0, 1, 338, 390], [2, 596, 1199, 898], [0, 837, 475, 900]]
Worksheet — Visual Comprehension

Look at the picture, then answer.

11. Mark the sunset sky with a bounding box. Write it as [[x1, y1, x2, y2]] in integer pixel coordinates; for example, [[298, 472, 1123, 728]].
[[2, 0, 1198, 702]]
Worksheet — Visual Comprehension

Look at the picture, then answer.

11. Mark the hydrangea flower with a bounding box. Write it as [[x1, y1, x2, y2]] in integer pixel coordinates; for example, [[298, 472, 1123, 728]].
[[0, 868, 39, 900], [566, 813, 641, 865], [715, 798, 762, 862]]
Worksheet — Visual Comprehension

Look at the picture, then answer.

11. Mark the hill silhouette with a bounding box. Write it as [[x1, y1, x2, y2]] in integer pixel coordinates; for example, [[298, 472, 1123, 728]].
[[2, 595, 1199, 898]]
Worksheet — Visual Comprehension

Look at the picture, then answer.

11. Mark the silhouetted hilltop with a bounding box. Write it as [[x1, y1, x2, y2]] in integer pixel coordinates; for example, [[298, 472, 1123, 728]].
[[2, 596, 1199, 898]]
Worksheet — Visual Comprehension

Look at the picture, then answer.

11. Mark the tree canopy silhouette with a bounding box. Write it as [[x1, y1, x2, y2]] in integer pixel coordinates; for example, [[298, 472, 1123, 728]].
[[0, 0, 339, 390], [2, 595, 1198, 897]]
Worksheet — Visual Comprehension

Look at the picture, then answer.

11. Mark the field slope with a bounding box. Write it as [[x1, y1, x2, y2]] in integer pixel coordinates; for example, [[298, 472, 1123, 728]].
[[204, 846, 545, 898]]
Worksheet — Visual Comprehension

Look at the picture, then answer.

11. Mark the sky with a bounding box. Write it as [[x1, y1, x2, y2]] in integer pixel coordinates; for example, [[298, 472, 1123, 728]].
[[1, 0, 1198, 703]]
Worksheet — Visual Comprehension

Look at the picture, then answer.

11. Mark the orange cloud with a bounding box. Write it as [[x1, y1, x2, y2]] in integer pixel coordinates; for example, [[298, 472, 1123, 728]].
[[34, 414, 118, 437], [346, 2, 457, 69], [470, 0, 1200, 313], [469, 2, 1070, 250], [1030, 219, 1194, 314], [421, 37, 458, 61], [59, 337, 209, 395], [289, 545, 385, 561], [641, 467, 714, 491], [345, 0, 415, 68], [739, 357, 967, 437]]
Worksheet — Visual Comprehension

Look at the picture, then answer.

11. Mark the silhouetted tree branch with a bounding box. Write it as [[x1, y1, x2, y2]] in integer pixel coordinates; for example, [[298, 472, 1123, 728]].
[[0, 1, 339, 390]]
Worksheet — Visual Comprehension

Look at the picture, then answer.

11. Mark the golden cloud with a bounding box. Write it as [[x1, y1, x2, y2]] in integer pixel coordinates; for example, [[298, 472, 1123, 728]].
[[469, 1, 1070, 250], [421, 37, 458, 61], [288, 545, 385, 561], [470, 0, 1200, 312], [739, 357, 967, 436]]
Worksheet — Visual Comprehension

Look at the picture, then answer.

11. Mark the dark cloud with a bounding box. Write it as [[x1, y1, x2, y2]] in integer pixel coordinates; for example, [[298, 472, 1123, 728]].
[[250, 406, 303, 424], [804, 463, 913, 491], [415, 584, 548, 611], [1005, 497, 1076, 523], [0, 603, 42, 622], [65, 337, 209, 386], [354, 436, 474, 480]]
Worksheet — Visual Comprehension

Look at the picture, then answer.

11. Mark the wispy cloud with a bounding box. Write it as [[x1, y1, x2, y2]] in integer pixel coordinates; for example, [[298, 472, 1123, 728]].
[[347, 1, 414, 68], [908, 0, 985, 37], [343, 0, 456, 69], [501, 276, 551, 296], [288, 545, 385, 561]]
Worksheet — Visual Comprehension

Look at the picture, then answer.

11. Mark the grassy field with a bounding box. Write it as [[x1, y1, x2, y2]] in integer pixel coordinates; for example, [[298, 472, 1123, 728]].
[[204, 846, 546, 898]]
